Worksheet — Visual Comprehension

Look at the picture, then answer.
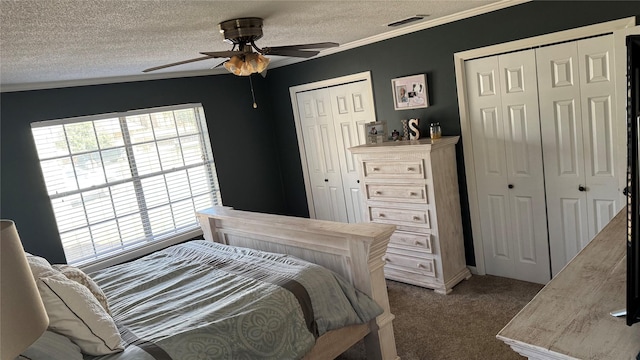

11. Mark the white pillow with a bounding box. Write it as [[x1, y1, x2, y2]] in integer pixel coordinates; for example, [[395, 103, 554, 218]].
[[53, 264, 111, 315], [26, 253, 61, 279], [26, 255, 112, 315], [37, 276, 124, 355]]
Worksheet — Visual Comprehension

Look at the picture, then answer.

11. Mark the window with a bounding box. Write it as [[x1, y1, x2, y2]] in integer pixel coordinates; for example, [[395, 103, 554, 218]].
[[31, 104, 221, 265]]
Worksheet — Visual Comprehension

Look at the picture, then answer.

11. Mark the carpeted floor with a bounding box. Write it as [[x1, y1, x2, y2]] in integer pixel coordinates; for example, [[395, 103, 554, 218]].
[[337, 275, 544, 360]]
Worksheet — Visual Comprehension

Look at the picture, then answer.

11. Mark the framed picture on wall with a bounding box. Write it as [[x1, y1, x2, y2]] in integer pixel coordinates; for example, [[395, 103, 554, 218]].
[[365, 121, 387, 144], [391, 74, 429, 110]]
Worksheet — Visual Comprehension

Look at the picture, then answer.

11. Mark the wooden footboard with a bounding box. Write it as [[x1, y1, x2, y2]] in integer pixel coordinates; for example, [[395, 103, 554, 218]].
[[197, 206, 399, 360]]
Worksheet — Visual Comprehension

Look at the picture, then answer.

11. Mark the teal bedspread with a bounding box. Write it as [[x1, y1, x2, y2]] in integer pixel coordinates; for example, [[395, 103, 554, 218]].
[[87, 240, 382, 360]]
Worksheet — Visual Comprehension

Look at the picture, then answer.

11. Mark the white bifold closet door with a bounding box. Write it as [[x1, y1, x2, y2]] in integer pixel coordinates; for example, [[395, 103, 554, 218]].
[[466, 34, 621, 282], [295, 81, 373, 223], [465, 49, 551, 284], [537, 34, 621, 276], [327, 81, 372, 224], [297, 88, 350, 223]]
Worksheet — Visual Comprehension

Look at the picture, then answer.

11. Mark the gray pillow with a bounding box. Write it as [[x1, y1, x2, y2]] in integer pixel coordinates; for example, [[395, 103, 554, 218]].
[[18, 331, 82, 360]]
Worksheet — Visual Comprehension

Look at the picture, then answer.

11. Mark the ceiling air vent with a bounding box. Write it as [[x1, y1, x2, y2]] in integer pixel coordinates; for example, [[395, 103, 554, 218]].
[[387, 15, 429, 27]]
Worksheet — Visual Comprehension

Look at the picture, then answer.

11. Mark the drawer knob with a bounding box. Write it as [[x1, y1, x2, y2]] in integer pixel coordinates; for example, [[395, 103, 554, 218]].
[[382, 256, 389, 262], [413, 216, 421, 221], [378, 213, 386, 218], [417, 263, 424, 269], [375, 191, 382, 195], [407, 167, 415, 171], [414, 241, 422, 246], [409, 192, 417, 196], [372, 167, 380, 171]]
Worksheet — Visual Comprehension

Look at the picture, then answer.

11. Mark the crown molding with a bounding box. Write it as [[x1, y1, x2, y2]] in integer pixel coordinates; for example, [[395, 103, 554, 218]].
[[0, 68, 228, 93], [275, 0, 530, 68], [0, 0, 529, 93]]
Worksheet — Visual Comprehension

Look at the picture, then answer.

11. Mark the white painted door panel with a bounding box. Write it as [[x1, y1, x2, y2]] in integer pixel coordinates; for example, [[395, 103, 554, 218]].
[[537, 35, 620, 276], [576, 35, 622, 239], [465, 50, 550, 284], [296, 90, 349, 222], [329, 81, 374, 223], [536, 41, 589, 275], [498, 50, 550, 284], [295, 79, 376, 224], [466, 56, 515, 279]]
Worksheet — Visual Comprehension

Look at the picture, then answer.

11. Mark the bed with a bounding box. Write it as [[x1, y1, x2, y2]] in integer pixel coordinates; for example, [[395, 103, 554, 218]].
[[22, 207, 399, 360]]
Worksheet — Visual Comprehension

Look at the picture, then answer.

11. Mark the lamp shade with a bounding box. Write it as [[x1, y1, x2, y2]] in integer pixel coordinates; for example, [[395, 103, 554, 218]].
[[223, 55, 244, 75], [0, 220, 48, 360], [223, 54, 270, 76]]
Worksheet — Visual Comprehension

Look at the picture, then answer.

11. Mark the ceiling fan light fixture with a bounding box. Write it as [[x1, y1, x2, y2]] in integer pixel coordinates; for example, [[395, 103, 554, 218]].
[[223, 53, 269, 76], [143, 17, 337, 74], [247, 53, 270, 74], [223, 55, 243, 74]]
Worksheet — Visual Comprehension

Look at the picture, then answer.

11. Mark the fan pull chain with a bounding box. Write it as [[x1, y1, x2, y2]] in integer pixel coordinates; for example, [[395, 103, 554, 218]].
[[249, 75, 257, 109]]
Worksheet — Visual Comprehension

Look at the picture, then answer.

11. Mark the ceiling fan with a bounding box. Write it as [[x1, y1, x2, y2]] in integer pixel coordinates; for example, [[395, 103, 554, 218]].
[[143, 17, 339, 75]]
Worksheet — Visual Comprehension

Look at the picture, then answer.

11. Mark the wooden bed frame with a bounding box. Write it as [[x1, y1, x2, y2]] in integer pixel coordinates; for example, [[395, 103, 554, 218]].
[[197, 206, 399, 360]]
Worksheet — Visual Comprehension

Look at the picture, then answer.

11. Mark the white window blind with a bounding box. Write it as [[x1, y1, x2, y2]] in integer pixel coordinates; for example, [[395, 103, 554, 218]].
[[31, 104, 221, 265]]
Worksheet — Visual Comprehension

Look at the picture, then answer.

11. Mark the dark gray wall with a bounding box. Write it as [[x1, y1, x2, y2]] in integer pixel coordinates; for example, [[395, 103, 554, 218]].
[[1, 1, 638, 265], [0, 75, 284, 263], [266, 1, 640, 265]]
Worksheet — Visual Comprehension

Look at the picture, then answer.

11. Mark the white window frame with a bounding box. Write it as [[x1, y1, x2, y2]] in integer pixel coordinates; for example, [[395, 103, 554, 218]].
[[31, 103, 222, 271]]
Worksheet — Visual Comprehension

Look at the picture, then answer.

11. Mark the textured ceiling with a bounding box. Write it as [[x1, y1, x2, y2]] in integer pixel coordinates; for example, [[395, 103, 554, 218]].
[[0, 0, 515, 91]]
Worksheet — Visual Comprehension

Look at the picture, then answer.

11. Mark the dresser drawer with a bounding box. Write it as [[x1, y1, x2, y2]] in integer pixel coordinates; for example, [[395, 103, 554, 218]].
[[383, 252, 436, 278], [390, 232, 432, 253], [370, 207, 430, 228], [366, 184, 428, 203], [362, 161, 425, 179]]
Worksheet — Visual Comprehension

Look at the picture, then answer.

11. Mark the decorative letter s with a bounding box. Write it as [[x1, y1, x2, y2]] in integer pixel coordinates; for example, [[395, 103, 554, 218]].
[[408, 118, 420, 140]]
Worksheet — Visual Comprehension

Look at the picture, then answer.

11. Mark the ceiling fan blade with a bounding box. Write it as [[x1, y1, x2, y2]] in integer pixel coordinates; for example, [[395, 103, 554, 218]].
[[143, 56, 217, 73], [261, 48, 320, 58], [211, 60, 227, 69], [266, 42, 339, 51], [199, 50, 245, 58]]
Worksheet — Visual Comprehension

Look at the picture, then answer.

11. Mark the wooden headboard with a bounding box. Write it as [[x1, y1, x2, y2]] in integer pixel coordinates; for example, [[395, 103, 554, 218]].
[[197, 206, 399, 360]]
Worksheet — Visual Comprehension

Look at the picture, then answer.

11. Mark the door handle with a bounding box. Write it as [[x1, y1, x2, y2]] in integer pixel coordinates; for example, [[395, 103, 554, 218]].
[[508, 184, 514, 189], [324, 179, 328, 182], [578, 185, 586, 192]]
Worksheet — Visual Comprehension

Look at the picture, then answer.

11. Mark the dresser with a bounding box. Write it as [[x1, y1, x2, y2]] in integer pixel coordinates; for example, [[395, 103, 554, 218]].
[[349, 136, 471, 294], [497, 210, 640, 359]]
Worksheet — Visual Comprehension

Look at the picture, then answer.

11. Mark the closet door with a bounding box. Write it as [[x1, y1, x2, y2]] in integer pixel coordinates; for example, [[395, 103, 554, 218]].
[[329, 81, 372, 223], [537, 41, 588, 275], [577, 36, 620, 238], [537, 35, 620, 276], [296, 89, 349, 222], [465, 50, 550, 284], [466, 55, 511, 279], [499, 50, 549, 284]]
